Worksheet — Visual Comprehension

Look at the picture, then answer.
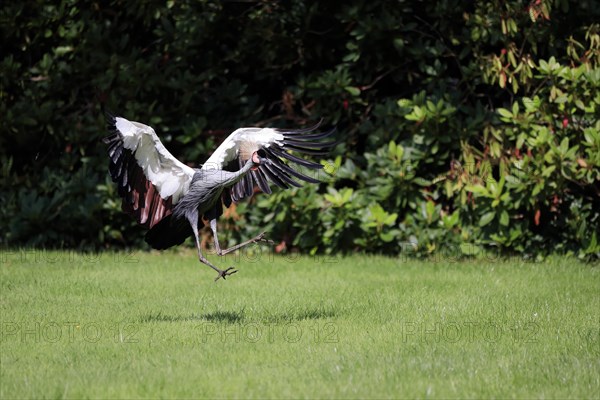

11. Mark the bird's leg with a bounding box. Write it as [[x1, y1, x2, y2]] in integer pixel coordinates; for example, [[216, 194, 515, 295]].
[[210, 219, 274, 256], [190, 220, 237, 281]]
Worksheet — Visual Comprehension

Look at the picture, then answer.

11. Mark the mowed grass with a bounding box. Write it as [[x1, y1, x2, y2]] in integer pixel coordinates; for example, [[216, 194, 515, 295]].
[[1, 249, 598, 399]]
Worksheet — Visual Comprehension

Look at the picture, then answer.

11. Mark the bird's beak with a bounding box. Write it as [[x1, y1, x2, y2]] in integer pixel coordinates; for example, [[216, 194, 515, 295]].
[[252, 151, 269, 165], [251, 151, 265, 171]]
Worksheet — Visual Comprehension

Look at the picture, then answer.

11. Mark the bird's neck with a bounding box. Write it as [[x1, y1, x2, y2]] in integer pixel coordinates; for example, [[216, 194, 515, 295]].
[[218, 159, 255, 187]]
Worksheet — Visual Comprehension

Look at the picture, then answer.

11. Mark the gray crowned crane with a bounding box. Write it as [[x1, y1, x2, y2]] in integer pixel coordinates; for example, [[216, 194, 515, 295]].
[[103, 113, 336, 281]]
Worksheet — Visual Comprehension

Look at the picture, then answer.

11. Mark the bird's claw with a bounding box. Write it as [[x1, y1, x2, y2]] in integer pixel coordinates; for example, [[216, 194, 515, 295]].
[[255, 232, 275, 245], [214, 267, 238, 282]]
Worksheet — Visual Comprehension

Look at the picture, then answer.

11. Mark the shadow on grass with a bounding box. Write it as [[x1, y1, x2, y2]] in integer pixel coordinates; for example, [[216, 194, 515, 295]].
[[140, 310, 244, 323], [140, 307, 338, 324], [262, 308, 338, 323]]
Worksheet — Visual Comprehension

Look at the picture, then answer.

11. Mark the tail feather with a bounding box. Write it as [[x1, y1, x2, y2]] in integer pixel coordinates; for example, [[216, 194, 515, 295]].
[[145, 215, 192, 250]]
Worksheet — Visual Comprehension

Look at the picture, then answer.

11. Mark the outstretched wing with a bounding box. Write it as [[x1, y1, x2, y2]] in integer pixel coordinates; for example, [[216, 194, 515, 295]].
[[202, 120, 337, 203], [103, 113, 196, 229]]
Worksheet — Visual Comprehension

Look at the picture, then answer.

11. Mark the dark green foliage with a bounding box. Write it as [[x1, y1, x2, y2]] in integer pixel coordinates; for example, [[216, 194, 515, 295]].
[[1, 1, 598, 258]]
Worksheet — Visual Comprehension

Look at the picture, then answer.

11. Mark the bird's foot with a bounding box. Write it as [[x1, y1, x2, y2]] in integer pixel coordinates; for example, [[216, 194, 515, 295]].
[[214, 267, 238, 282], [255, 232, 275, 245]]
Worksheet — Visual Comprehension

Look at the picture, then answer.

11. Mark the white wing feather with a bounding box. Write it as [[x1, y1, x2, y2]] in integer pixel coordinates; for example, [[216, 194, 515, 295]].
[[115, 117, 195, 203], [201, 127, 284, 170]]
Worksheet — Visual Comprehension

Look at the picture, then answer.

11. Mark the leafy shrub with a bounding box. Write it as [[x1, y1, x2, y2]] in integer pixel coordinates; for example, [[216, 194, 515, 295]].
[[465, 55, 600, 257], [221, 4, 600, 260]]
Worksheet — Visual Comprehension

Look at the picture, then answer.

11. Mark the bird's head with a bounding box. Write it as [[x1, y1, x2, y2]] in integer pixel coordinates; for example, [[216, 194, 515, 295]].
[[251, 150, 268, 170]]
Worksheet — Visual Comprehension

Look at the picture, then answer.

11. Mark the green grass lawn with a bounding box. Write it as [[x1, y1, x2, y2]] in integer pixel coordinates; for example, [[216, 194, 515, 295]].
[[1, 249, 598, 399]]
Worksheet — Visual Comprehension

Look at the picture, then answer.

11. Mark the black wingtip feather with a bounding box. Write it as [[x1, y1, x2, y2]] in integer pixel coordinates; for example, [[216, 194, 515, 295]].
[[260, 164, 290, 189], [267, 147, 323, 169], [252, 169, 271, 194], [104, 108, 116, 123], [276, 119, 323, 135], [282, 127, 337, 141], [271, 157, 321, 184], [282, 138, 339, 148], [261, 160, 303, 188], [280, 143, 331, 155]]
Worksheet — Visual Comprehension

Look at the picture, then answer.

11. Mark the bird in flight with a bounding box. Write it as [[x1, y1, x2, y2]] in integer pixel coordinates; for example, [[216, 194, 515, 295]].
[[103, 113, 336, 281]]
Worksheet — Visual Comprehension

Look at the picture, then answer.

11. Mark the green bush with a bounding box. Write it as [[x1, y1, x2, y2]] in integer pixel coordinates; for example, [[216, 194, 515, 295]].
[[1, 1, 598, 259], [219, 2, 600, 260]]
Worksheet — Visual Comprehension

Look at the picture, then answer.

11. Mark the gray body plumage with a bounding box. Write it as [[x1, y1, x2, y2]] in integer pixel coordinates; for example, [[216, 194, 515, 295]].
[[173, 160, 254, 223]]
